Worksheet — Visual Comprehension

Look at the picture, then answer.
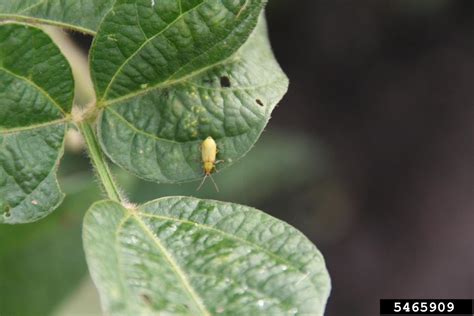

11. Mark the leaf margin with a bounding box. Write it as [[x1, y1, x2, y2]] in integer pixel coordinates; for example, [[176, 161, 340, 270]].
[[83, 196, 331, 315], [94, 13, 289, 184], [0, 21, 73, 223]]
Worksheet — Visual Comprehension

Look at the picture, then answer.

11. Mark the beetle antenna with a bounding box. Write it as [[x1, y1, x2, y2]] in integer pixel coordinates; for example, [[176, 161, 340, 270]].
[[197, 175, 207, 191], [209, 174, 219, 192]]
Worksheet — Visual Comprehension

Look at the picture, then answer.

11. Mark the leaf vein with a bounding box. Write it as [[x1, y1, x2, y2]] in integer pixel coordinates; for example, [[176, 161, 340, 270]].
[[130, 212, 211, 316], [136, 212, 301, 276], [0, 15, 97, 34], [135, 2, 149, 40], [0, 67, 68, 116], [115, 213, 137, 308], [0, 119, 67, 136], [101, 0, 207, 100], [17, 0, 47, 14], [105, 107, 180, 144], [0, 125, 65, 210]]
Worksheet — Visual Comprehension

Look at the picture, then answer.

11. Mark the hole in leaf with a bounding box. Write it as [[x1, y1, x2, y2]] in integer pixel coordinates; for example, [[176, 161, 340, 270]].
[[220, 76, 231, 88], [255, 99, 264, 106]]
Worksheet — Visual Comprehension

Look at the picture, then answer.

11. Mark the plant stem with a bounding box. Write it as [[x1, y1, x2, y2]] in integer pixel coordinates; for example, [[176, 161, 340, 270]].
[[79, 122, 123, 203]]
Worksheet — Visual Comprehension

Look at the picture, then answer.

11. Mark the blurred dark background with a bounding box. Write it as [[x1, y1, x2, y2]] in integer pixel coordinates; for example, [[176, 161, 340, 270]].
[[265, 0, 474, 314], [1, 1, 473, 315]]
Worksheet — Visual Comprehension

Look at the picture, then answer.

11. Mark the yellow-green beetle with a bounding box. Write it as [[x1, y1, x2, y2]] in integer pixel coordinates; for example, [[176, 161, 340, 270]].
[[197, 136, 220, 191]]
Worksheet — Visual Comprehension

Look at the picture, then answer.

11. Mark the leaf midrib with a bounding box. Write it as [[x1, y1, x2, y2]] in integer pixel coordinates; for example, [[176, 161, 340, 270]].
[[0, 67, 69, 116], [136, 211, 302, 276], [100, 0, 207, 101], [98, 29, 269, 109], [104, 105, 263, 146], [116, 210, 211, 316], [98, 0, 260, 105], [120, 208, 321, 312], [100, 52, 238, 107], [0, 118, 67, 136], [0, 15, 97, 35]]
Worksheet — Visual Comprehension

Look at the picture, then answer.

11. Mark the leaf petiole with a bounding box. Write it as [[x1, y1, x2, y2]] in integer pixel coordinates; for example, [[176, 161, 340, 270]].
[[79, 121, 123, 203]]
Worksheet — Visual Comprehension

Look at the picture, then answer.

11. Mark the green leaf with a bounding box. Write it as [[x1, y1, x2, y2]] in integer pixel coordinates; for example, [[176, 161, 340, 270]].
[[95, 7, 288, 183], [0, 0, 114, 34], [92, 0, 267, 100], [83, 197, 331, 315], [125, 131, 329, 203], [0, 169, 102, 316], [0, 23, 73, 223]]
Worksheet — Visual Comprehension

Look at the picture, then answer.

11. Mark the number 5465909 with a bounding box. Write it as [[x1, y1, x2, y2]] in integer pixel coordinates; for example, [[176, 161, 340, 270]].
[[393, 301, 454, 313]]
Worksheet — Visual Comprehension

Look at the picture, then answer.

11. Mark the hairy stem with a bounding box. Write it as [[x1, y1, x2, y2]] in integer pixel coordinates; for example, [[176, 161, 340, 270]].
[[79, 122, 123, 203]]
